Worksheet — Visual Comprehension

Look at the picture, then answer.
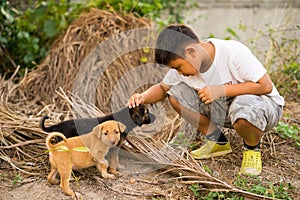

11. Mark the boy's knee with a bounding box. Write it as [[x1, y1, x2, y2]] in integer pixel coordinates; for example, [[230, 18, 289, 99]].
[[233, 118, 250, 129]]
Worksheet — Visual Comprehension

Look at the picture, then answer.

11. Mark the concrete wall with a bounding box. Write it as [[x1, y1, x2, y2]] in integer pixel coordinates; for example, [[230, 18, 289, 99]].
[[185, 1, 300, 40], [193, 0, 300, 9], [183, 1, 300, 64]]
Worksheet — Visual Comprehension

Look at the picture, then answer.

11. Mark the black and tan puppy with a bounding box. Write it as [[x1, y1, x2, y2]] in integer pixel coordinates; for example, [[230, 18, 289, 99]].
[[40, 105, 154, 138], [46, 120, 125, 197], [40, 105, 155, 176]]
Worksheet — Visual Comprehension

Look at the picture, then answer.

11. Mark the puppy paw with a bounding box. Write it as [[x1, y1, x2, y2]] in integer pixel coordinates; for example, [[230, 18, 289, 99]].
[[107, 173, 115, 179], [102, 173, 115, 179], [47, 178, 59, 185], [64, 190, 76, 198], [108, 168, 120, 177]]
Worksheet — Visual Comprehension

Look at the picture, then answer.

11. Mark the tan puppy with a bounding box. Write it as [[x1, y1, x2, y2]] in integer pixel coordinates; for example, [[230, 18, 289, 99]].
[[45, 120, 126, 197]]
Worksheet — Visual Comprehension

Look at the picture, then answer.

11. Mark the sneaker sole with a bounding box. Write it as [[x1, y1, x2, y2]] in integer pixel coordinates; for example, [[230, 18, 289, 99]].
[[191, 149, 233, 159], [240, 168, 262, 176]]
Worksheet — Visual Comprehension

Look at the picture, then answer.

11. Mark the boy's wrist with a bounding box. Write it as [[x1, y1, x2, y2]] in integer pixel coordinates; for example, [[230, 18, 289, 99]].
[[216, 85, 226, 98], [140, 93, 145, 104], [206, 85, 226, 100]]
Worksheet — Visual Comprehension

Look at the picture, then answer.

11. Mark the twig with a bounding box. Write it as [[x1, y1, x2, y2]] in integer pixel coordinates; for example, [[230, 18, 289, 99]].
[[0, 139, 45, 149]]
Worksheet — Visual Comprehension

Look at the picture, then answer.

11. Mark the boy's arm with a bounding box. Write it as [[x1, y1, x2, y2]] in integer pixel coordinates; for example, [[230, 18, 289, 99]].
[[198, 73, 273, 104], [224, 73, 273, 96], [128, 82, 170, 108]]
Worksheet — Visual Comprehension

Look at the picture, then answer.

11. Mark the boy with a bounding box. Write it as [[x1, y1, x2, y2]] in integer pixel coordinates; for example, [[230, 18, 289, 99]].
[[127, 25, 284, 176]]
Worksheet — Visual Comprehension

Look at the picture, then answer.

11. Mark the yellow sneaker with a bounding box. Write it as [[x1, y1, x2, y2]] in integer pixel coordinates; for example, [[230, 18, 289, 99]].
[[240, 149, 262, 176], [190, 140, 232, 159]]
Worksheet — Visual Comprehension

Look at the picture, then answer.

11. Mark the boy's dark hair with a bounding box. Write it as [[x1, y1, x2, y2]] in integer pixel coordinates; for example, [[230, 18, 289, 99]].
[[155, 25, 199, 65]]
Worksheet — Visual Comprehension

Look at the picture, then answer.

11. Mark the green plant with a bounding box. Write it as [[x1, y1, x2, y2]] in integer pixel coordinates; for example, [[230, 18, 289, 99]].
[[203, 191, 242, 200], [0, 0, 84, 77], [203, 165, 212, 174], [0, 0, 19, 74], [12, 174, 23, 185], [189, 183, 201, 198], [188, 183, 243, 200], [87, 0, 191, 26], [151, 197, 163, 200], [234, 175, 293, 199], [275, 121, 300, 147], [206, 27, 242, 42]]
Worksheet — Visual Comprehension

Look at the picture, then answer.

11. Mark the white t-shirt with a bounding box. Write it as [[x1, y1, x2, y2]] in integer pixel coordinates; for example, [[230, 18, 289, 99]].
[[162, 38, 284, 106]]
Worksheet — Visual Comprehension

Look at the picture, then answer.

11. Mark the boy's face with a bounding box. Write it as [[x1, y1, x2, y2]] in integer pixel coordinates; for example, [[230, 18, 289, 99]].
[[168, 58, 199, 76]]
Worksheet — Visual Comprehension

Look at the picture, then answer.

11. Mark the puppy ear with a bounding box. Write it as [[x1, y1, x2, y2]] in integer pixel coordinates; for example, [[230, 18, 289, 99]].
[[93, 124, 103, 139], [118, 122, 126, 133]]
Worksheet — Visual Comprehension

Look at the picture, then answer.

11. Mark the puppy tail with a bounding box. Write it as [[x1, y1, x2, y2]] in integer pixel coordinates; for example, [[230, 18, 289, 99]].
[[45, 132, 67, 150], [40, 116, 51, 132]]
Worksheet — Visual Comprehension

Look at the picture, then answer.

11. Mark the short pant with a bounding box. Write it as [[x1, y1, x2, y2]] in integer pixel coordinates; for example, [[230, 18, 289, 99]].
[[168, 82, 283, 131]]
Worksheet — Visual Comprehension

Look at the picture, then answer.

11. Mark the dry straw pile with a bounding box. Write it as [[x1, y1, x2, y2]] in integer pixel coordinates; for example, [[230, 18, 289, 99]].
[[0, 8, 271, 199]]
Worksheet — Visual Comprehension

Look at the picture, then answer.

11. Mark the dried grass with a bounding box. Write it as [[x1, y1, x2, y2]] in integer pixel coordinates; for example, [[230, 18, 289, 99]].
[[18, 8, 156, 113]]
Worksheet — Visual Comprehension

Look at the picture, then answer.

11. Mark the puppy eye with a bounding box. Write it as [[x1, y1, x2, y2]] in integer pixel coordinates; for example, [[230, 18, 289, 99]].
[[104, 132, 108, 135], [115, 130, 119, 134]]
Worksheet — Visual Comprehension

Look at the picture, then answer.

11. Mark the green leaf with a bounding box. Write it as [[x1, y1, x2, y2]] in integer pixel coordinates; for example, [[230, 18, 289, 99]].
[[177, 131, 185, 138], [17, 31, 30, 40], [24, 54, 34, 63], [43, 19, 57, 37], [0, 36, 8, 43], [203, 165, 212, 174], [1, 6, 14, 23], [226, 27, 240, 39], [33, 4, 47, 18]]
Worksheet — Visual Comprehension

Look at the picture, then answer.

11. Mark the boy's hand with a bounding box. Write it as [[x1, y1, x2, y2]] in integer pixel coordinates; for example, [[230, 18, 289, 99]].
[[127, 93, 145, 108], [197, 85, 225, 104]]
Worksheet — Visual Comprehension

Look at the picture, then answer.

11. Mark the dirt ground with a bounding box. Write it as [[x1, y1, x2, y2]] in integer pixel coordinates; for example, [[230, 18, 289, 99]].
[[0, 154, 193, 200], [0, 101, 299, 200]]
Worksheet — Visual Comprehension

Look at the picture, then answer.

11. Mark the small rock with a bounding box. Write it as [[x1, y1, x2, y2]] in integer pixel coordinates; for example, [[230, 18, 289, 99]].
[[129, 178, 136, 184]]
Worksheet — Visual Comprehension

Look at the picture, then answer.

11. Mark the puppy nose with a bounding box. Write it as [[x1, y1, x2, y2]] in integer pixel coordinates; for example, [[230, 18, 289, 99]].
[[111, 140, 117, 146]]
